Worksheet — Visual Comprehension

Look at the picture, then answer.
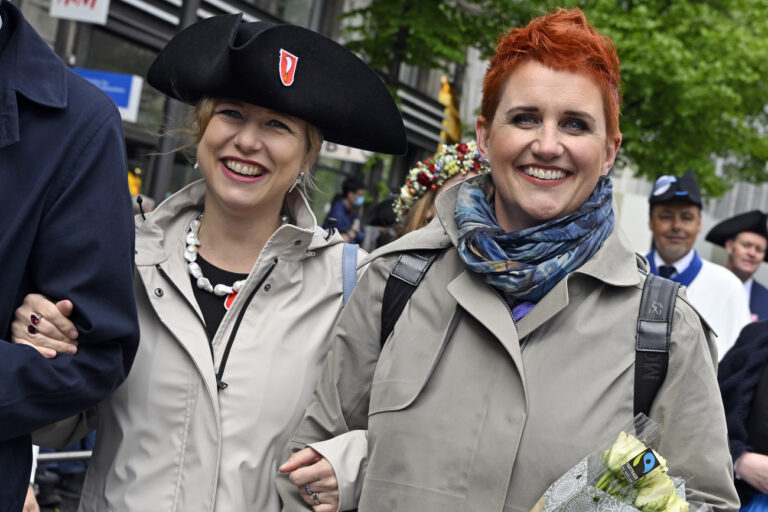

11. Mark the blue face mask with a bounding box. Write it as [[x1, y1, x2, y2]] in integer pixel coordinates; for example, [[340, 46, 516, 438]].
[[353, 195, 365, 207]]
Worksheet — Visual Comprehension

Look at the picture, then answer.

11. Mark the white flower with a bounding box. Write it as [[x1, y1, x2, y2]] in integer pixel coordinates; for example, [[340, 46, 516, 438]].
[[603, 432, 648, 470], [634, 471, 676, 511]]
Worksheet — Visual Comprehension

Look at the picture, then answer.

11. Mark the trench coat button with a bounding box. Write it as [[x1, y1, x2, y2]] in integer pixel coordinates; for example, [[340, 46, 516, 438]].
[[154, 288, 164, 297], [264, 283, 272, 292]]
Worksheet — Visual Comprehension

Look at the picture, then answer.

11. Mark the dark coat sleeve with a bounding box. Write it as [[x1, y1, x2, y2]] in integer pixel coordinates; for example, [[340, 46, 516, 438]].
[[718, 321, 768, 461], [0, 98, 140, 441], [751, 281, 768, 322]]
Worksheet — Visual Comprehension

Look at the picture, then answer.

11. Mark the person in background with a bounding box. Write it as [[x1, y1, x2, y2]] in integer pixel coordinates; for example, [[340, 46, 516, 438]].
[[324, 177, 366, 244], [393, 140, 490, 237], [360, 197, 398, 252], [11, 12, 405, 511], [719, 320, 768, 511], [278, 9, 737, 511], [0, 1, 140, 509], [706, 210, 768, 322], [646, 170, 751, 360]]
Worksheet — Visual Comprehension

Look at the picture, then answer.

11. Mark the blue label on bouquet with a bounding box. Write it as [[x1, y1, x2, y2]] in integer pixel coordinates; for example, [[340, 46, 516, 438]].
[[620, 448, 660, 485]]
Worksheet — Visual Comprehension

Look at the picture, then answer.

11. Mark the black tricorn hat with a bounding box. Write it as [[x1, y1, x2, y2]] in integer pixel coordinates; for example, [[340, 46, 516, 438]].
[[648, 170, 702, 208], [706, 210, 768, 260], [147, 14, 407, 155]]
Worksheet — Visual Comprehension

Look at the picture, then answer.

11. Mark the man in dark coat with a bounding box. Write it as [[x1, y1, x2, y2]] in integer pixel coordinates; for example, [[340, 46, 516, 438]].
[[706, 210, 768, 322], [719, 321, 768, 506], [0, 2, 140, 509]]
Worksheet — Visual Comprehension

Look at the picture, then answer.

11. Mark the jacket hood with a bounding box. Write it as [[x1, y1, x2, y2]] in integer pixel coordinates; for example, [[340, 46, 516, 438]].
[[135, 180, 343, 266]]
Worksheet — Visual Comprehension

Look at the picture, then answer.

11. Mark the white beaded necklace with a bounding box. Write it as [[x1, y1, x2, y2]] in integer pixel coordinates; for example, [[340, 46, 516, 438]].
[[184, 214, 246, 297]]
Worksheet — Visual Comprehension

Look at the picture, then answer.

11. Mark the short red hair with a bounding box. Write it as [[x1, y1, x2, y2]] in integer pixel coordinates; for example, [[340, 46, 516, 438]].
[[481, 8, 621, 140]]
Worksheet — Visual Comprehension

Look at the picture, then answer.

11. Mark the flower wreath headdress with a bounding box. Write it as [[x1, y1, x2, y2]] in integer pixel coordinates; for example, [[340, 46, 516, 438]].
[[393, 140, 490, 223]]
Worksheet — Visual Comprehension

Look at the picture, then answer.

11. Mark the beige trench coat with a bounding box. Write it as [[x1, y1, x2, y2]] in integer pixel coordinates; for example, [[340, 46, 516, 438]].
[[278, 181, 739, 512], [37, 180, 362, 511]]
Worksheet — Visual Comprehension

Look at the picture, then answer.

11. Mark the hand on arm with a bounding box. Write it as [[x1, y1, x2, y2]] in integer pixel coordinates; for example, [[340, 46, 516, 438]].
[[735, 452, 768, 494], [280, 448, 339, 512], [12, 294, 79, 358]]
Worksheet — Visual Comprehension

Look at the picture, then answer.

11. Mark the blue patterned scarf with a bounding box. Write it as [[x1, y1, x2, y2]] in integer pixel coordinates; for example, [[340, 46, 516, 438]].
[[456, 176, 615, 303]]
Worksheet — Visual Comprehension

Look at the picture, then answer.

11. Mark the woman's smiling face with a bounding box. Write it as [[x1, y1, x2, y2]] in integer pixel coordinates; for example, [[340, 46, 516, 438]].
[[196, 100, 312, 217], [476, 60, 621, 232]]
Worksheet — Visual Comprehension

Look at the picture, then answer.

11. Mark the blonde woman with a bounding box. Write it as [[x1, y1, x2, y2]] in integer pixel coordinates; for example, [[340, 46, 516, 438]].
[[12, 13, 405, 511]]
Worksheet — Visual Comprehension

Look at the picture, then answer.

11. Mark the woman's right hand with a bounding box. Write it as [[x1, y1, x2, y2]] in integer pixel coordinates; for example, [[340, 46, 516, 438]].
[[737, 451, 768, 494], [11, 294, 79, 358]]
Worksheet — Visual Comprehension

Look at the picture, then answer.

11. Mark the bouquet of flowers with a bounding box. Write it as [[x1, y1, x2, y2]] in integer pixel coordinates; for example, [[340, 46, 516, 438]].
[[529, 415, 707, 512]]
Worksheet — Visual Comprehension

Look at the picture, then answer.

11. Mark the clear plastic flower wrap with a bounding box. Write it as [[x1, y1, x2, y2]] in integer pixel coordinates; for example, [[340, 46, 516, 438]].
[[529, 414, 710, 512]]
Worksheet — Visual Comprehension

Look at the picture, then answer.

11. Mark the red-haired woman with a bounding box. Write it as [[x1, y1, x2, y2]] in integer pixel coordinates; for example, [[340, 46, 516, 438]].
[[278, 8, 738, 511]]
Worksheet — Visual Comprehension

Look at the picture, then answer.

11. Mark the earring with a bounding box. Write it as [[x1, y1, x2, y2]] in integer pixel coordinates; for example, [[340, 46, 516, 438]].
[[288, 171, 305, 193], [193, 161, 199, 170]]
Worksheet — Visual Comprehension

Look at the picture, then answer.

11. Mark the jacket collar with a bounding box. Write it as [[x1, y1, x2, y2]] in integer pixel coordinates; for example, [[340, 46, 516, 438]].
[[135, 179, 341, 266], [0, 2, 68, 149], [374, 176, 643, 336], [390, 175, 642, 288]]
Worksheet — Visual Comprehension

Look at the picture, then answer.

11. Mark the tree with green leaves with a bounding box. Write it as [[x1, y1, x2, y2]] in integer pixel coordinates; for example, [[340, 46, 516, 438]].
[[340, 0, 528, 84], [343, 0, 768, 196], [581, 0, 768, 197]]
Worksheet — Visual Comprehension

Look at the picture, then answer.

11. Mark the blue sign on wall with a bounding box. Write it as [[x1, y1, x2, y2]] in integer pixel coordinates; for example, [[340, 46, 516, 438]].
[[71, 67, 143, 122]]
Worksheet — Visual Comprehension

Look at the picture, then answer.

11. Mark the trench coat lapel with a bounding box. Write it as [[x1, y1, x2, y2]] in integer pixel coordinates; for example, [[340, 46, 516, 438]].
[[447, 269, 526, 387], [515, 278, 570, 339]]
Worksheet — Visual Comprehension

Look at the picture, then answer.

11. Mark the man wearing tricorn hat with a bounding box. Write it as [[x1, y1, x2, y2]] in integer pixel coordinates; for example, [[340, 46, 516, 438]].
[[647, 170, 751, 360], [706, 210, 768, 322]]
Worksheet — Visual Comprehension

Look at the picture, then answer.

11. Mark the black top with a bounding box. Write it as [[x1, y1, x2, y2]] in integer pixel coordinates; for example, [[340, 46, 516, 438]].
[[747, 362, 768, 454], [191, 255, 249, 342], [0, 5, 12, 57]]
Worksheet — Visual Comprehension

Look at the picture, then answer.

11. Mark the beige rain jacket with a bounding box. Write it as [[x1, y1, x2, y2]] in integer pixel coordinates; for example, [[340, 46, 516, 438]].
[[37, 180, 362, 511], [278, 180, 739, 512]]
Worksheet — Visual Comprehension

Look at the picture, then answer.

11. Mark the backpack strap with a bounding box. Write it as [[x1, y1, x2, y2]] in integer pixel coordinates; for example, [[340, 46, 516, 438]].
[[342, 243, 358, 306], [634, 273, 680, 417], [380, 251, 439, 346]]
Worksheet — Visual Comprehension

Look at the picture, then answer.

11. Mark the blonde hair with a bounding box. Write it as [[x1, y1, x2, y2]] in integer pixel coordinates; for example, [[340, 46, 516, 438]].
[[187, 98, 324, 192], [398, 189, 436, 236]]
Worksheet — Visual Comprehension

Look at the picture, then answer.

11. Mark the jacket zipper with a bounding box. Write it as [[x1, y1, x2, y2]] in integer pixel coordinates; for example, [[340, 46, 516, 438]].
[[215, 257, 278, 390]]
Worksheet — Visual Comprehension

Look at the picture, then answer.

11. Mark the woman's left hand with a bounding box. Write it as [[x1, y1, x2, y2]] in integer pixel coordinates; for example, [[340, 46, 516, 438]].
[[23, 484, 40, 512], [279, 447, 339, 511]]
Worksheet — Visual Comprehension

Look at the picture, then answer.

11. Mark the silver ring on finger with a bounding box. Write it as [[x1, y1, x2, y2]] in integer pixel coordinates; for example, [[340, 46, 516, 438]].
[[30, 313, 43, 325], [312, 492, 320, 506]]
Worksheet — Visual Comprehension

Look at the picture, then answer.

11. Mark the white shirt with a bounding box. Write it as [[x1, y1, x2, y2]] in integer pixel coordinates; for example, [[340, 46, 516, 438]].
[[744, 277, 754, 298], [687, 261, 751, 360], [654, 249, 751, 360]]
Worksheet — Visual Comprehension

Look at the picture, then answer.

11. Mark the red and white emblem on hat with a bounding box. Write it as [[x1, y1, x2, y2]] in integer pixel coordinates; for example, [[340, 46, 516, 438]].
[[279, 49, 299, 86]]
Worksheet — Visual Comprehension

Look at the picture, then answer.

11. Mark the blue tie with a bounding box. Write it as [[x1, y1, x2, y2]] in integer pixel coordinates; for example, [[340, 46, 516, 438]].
[[658, 265, 675, 278]]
